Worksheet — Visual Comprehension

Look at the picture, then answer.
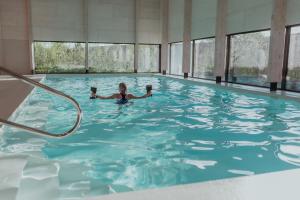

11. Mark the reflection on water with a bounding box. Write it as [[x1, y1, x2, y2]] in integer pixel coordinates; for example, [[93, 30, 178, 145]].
[[1, 75, 300, 197]]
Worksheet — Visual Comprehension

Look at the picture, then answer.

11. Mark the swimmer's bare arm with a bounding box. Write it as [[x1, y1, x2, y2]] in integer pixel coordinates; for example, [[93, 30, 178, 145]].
[[127, 92, 152, 100], [94, 93, 119, 99]]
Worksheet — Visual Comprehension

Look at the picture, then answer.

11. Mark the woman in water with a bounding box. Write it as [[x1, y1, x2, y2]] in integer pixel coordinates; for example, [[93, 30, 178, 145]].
[[91, 83, 152, 104]]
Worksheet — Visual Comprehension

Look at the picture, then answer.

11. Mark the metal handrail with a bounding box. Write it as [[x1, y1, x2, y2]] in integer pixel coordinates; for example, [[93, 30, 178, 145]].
[[0, 66, 82, 138]]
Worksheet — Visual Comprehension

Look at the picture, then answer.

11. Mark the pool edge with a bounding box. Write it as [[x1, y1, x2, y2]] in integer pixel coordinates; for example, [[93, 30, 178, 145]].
[[87, 168, 300, 200], [158, 74, 300, 103]]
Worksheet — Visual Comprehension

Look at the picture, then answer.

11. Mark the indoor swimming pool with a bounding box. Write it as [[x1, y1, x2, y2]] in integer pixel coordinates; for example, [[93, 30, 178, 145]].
[[1, 74, 300, 199]]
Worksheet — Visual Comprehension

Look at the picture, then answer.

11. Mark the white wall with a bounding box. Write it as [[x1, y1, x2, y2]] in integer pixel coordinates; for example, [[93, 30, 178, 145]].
[[31, 0, 85, 42], [31, 0, 162, 44], [191, 0, 217, 40], [88, 0, 135, 43], [168, 0, 184, 42], [226, 0, 273, 34], [286, 0, 300, 26], [0, 0, 31, 74], [138, 0, 161, 44]]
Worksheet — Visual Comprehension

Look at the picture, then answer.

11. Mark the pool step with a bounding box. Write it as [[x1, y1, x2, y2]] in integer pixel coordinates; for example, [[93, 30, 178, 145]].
[[0, 152, 128, 199], [57, 162, 93, 199], [57, 162, 119, 199], [16, 154, 60, 200], [13, 105, 49, 130], [0, 154, 28, 200]]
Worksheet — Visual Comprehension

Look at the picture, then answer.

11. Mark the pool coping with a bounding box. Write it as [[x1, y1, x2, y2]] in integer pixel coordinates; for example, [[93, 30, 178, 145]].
[[87, 168, 300, 200], [0, 75, 45, 128], [0, 74, 45, 81], [0, 75, 45, 118], [159, 74, 300, 103]]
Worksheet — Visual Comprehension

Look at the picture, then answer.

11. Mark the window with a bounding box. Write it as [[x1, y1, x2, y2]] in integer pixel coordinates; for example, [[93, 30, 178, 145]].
[[138, 45, 160, 73], [228, 31, 271, 87], [286, 26, 300, 91], [34, 42, 85, 73], [88, 43, 134, 73], [193, 38, 215, 79], [170, 42, 183, 75]]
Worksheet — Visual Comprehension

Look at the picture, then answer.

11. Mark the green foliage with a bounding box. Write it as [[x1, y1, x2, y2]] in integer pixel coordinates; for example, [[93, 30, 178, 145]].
[[88, 44, 134, 73], [138, 45, 159, 72], [230, 66, 267, 76], [288, 67, 300, 80], [34, 42, 85, 73], [34, 43, 160, 74]]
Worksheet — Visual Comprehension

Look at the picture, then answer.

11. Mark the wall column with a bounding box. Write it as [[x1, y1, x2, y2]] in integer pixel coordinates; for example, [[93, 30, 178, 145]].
[[182, 0, 192, 78], [25, 0, 33, 74], [83, 0, 89, 73], [161, 0, 169, 75], [134, 0, 141, 73], [0, 0, 32, 75], [214, 0, 228, 83], [0, 12, 3, 71], [267, 0, 287, 91]]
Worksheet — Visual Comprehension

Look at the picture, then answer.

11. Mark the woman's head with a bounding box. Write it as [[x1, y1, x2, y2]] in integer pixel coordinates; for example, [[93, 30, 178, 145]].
[[119, 83, 127, 94]]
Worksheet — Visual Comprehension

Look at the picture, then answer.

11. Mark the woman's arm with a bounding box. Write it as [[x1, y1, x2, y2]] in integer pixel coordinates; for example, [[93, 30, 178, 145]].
[[127, 92, 152, 100], [94, 94, 119, 99]]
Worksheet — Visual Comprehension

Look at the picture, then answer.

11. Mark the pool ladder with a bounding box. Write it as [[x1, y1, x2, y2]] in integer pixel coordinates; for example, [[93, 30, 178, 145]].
[[0, 66, 82, 138]]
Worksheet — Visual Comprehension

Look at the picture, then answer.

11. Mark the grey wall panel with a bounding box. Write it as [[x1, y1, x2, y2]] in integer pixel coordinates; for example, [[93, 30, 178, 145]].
[[227, 0, 273, 34], [168, 0, 184, 42], [191, 0, 217, 39]]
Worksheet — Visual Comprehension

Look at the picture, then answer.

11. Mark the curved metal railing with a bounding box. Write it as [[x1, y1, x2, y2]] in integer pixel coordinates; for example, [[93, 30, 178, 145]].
[[0, 66, 82, 138]]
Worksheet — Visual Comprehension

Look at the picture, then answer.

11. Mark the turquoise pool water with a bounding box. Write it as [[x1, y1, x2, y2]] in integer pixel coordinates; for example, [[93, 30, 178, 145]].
[[1, 75, 300, 197]]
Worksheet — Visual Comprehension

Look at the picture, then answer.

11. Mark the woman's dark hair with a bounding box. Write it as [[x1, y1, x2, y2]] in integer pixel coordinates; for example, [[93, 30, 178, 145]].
[[119, 83, 127, 92]]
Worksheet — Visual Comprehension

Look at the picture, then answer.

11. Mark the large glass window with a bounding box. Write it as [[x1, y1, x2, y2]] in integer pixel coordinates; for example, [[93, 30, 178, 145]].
[[170, 42, 183, 75], [34, 42, 85, 73], [88, 43, 134, 73], [229, 31, 270, 87], [286, 26, 300, 91], [138, 45, 160, 73], [193, 38, 215, 79]]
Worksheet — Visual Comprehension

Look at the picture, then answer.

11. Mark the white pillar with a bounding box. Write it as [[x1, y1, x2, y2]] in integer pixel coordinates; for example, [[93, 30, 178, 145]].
[[83, 0, 89, 72], [161, 0, 169, 74], [182, 0, 192, 78], [214, 0, 228, 81], [25, 0, 33, 73], [0, 0, 32, 74], [267, 0, 287, 89], [134, 0, 141, 73], [0, 4, 4, 72], [0, 40, 3, 72]]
